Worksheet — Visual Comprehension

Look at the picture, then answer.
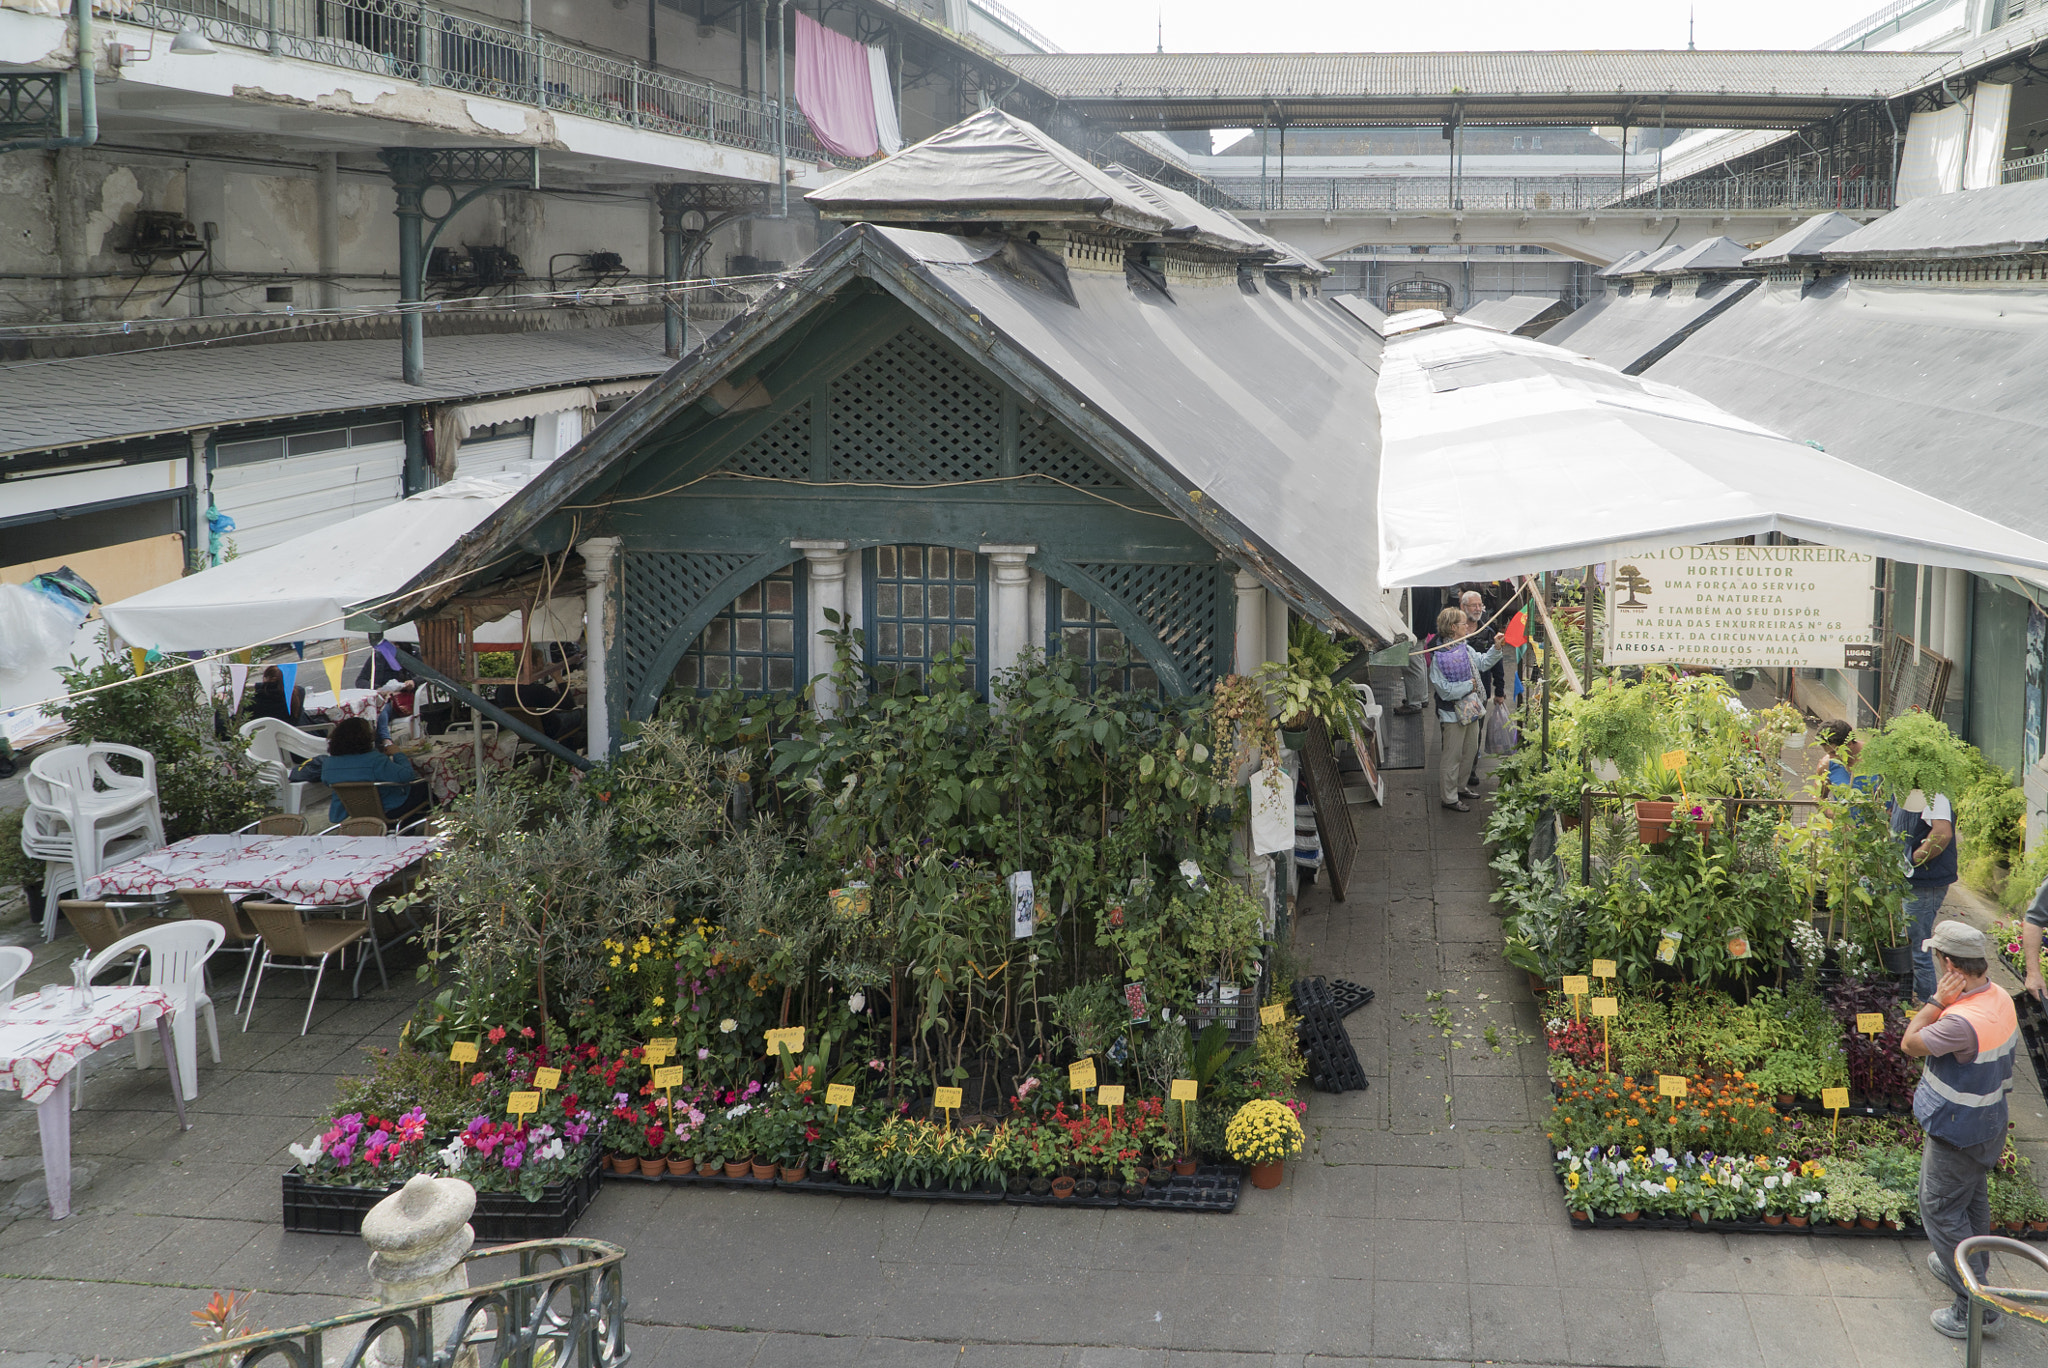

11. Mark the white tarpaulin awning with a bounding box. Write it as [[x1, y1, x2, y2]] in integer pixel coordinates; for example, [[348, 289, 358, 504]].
[[1375, 326, 2048, 588], [100, 475, 530, 653]]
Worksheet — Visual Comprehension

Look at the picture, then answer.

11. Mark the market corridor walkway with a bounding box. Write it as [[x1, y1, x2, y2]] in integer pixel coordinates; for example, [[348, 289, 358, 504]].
[[1, 736, 2046, 1366]]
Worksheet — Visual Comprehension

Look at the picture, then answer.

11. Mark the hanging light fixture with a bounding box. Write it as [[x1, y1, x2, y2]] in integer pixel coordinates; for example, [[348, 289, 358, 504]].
[[168, 27, 218, 55]]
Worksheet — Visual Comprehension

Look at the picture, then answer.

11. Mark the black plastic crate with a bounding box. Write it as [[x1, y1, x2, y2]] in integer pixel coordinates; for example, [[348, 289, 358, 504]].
[[1119, 1163, 1241, 1213], [283, 1152, 602, 1240], [1327, 979, 1375, 1018], [2016, 989, 2048, 1100], [891, 1181, 1004, 1203]]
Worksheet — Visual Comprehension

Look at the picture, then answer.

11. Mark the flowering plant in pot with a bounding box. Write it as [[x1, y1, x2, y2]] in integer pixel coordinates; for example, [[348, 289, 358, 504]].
[[1225, 1098, 1303, 1189], [289, 1108, 434, 1188]]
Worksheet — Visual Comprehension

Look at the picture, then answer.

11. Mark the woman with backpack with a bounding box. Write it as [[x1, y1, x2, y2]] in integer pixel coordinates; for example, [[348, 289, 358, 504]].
[[1429, 605, 1509, 813]]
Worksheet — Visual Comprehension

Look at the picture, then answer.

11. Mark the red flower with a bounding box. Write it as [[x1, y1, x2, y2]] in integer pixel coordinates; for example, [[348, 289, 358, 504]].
[[805, 1126, 821, 1143], [487, 1027, 507, 1044], [470, 1072, 488, 1086], [644, 1124, 666, 1149], [520, 1027, 535, 1039]]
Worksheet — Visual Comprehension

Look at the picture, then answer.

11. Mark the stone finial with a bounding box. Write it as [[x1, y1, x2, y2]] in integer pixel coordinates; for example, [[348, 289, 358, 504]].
[[361, 1176, 478, 1368]]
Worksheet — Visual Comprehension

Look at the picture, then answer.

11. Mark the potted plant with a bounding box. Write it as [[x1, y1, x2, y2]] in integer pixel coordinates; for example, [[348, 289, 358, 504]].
[[1225, 1098, 1304, 1190]]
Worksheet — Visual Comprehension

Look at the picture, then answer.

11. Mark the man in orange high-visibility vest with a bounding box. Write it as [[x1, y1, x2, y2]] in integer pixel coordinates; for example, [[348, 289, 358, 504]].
[[1902, 920, 2018, 1341]]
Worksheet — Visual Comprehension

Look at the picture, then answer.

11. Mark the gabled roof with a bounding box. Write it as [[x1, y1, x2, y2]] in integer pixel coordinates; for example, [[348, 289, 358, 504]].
[[397, 223, 1407, 647], [1822, 179, 2048, 262], [1744, 212, 1863, 266], [806, 109, 1174, 235], [1539, 277, 1760, 376], [1456, 295, 1569, 335], [1595, 250, 1650, 279], [1615, 243, 1691, 276], [1100, 165, 1273, 257], [1652, 236, 1752, 274]]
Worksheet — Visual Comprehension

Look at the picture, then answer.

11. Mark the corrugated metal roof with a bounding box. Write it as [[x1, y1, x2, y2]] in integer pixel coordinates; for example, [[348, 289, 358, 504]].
[[998, 50, 1938, 129], [1745, 212, 1864, 265], [1101, 165, 1274, 256], [1822, 178, 2048, 261], [1540, 276, 1759, 374], [1644, 275, 2048, 542], [0, 324, 673, 458]]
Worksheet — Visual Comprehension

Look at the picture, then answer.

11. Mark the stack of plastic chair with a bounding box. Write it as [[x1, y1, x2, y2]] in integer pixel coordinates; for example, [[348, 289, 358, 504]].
[[238, 717, 333, 815], [24, 743, 167, 941]]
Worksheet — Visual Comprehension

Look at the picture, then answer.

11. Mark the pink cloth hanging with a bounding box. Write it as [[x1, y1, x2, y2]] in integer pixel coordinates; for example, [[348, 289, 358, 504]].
[[794, 11, 879, 159]]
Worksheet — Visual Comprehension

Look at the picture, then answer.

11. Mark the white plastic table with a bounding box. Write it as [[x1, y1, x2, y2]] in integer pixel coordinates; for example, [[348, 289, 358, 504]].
[[0, 985, 188, 1219]]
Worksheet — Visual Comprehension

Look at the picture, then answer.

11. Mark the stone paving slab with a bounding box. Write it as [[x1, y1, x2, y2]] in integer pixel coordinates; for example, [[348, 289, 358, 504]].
[[2, 729, 2048, 1365]]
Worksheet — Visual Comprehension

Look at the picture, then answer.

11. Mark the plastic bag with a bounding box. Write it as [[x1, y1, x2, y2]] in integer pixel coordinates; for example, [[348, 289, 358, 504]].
[[1482, 698, 1518, 755], [0, 581, 79, 677]]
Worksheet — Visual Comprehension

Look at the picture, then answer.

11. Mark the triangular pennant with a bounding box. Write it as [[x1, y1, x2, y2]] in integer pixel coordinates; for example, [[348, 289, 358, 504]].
[[322, 653, 346, 697], [128, 647, 148, 678], [278, 661, 298, 698], [228, 663, 250, 713], [291, 641, 305, 660], [375, 640, 400, 671]]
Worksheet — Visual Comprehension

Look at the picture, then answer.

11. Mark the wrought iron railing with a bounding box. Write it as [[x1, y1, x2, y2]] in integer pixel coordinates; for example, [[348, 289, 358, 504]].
[[2005, 151, 2048, 183], [117, 1239, 628, 1368], [1209, 171, 1893, 215], [125, 0, 843, 163]]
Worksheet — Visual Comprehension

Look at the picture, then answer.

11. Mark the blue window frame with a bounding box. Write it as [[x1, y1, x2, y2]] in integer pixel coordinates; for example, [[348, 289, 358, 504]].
[[673, 563, 806, 694], [1048, 582, 1159, 693], [863, 544, 987, 690]]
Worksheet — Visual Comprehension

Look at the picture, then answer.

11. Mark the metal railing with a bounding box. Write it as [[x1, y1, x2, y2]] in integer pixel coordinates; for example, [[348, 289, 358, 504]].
[[126, 0, 843, 163], [119, 1239, 628, 1368], [1211, 171, 1892, 215], [1953, 1235, 2048, 1367], [2005, 152, 2048, 184]]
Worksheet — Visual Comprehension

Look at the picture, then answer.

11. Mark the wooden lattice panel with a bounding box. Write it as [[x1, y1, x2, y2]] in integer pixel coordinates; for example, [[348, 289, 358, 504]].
[[1019, 416, 1125, 487], [721, 402, 812, 480], [1070, 561, 1224, 694], [827, 328, 1004, 483], [619, 550, 760, 709]]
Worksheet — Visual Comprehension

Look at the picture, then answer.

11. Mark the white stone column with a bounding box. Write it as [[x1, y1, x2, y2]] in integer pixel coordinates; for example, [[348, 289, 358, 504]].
[[1265, 588, 1291, 669], [360, 1174, 477, 1368], [576, 537, 620, 759], [1233, 570, 1266, 677], [792, 540, 850, 714], [979, 544, 1038, 682]]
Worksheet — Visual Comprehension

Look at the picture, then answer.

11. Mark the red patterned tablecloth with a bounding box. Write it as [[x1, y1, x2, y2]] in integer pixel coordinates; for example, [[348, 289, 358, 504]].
[[0, 987, 174, 1105], [302, 688, 387, 723], [82, 834, 437, 905], [411, 731, 520, 805]]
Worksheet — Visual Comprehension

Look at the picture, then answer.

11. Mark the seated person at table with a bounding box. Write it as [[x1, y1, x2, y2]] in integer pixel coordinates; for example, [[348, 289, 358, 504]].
[[247, 665, 305, 726], [494, 645, 586, 743], [290, 717, 429, 823]]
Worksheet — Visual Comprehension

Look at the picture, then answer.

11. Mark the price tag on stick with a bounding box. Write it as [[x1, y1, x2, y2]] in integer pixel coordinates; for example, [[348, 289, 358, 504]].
[[825, 1083, 855, 1119], [1856, 1013, 1886, 1038], [643, 1039, 674, 1067], [1170, 1078, 1197, 1149], [532, 1067, 561, 1093], [1822, 1086, 1850, 1139], [449, 1041, 479, 1065], [1658, 1075, 1688, 1099], [1096, 1084, 1126, 1112], [1259, 1003, 1285, 1027], [933, 1086, 963, 1129], [1562, 975, 1589, 1022], [652, 1065, 686, 1090], [507, 1091, 540, 1121], [1069, 1057, 1098, 1110], [764, 1026, 806, 1058]]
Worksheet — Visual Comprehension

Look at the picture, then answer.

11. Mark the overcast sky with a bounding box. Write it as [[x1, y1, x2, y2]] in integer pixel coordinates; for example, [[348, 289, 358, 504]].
[[998, 1, 1893, 53]]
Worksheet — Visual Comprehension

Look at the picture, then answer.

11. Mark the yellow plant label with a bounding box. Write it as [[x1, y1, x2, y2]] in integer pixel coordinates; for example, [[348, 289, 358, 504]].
[[1590, 996, 1618, 1018], [1661, 749, 1688, 771], [1658, 1075, 1688, 1099], [1096, 1085, 1126, 1108], [1169, 1079, 1198, 1101], [642, 1045, 672, 1067], [1561, 975, 1590, 997], [932, 1086, 963, 1110], [1821, 1087, 1850, 1111], [532, 1067, 562, 1091], [825, 1083, 856, 1108], [652, 1065, 686, 1089], [648, 1036, 677, 1054], [1068, 1058, 1098, 1091], [765, 1026, 806, 1055], [1259, 1004, 1285, 1027], [1591, 960, 1617, 979], [1856, 1013, 1886, 1036], [507, 1091, 540, 1118], [448, 1041, 479, 1064]]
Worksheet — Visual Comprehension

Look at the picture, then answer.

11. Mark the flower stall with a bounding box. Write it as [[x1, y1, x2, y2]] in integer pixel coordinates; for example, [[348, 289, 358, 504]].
[[1488, 647, 2048, 1236], [280, 652, 1328, 1227]]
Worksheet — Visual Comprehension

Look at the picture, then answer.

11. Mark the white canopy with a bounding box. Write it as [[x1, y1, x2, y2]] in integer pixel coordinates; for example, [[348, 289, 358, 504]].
[[101, 475, 530, 653], [1375, 326, 2048, 588]]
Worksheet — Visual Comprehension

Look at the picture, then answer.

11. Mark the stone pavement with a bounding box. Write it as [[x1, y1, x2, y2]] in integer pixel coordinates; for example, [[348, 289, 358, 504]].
[[2, 733, 2047, 1367]]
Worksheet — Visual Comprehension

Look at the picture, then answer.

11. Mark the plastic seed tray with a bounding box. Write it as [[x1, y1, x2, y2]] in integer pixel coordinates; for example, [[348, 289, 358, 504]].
[[1117, 1163, 1242, 1213], [891, 1181, 1004, 1203], [285, 1153, 601, 1240], [1327, 978, 1376, 1018]]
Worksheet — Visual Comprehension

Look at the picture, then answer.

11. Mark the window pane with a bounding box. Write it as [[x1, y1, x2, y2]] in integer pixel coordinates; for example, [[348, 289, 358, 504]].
[[765, 579, 794, 614], [735, 583, 762, 613], [929, 585, 950, 619], [903, 585, 924, 619], [676, 657, 699, 686], [902, 546, 923, 578], [954, 584, 975, 617], [1061, 589, 1088, 622], [878, 585, 899, 617], [931, 625, 950, 653], [1064, 627, 1090, 656], [878, 623, 899, 656], [736, 619, 763, 653], [736, 656, 763, 689], [954, 625, 975, 653], [767, 657, 794, 690], [703, 656, 731, 686], [1096, 627, 1122, 657], [766, 619, 794, 653], [1131, 666, 1158, 691], [954, 550, 975, 579], [706, 618, 732, 652], [903, 625, 925, 658], [877, 545, 897, 577]]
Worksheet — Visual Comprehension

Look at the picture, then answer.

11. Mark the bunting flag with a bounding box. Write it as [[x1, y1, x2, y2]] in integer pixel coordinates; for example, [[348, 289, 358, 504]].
[[291, 641, 305, 659], [234, 649, 253, 665], [278, 662, 298, 698], [1501, 605, 1531, 648], [227, 663, 250, 713], [375, 640, 401, 672], [128, 648, 148, 678], [322, 653, 346, 697]]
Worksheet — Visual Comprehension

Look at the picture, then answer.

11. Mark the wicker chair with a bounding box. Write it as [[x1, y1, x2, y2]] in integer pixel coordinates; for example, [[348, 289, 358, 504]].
[[254, 813, 307, 836], [176, 889, 265, 1016], [328, 816, 388, 837], [241, 903, 381, 1036]]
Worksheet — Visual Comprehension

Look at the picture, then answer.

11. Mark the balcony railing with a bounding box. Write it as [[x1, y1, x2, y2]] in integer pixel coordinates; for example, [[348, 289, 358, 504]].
[[2005, 152, 2048, 183], [1211, 172, 1893, 215], [120, 1239, 628, 1368], [126, 0, 845, 164]]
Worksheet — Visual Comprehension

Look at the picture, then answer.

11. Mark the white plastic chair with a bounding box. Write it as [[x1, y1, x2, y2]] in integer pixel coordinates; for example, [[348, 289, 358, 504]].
[[22, 800, 157, 941], [0, 946, 31, 1006], [87, 921, 223, 1102], [27, 746, 166, 916], [238, 717, 334, 816]]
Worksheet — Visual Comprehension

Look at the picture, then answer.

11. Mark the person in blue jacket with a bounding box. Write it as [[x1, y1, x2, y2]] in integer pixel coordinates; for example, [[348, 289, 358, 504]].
[[291, 717, 428, 825]]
